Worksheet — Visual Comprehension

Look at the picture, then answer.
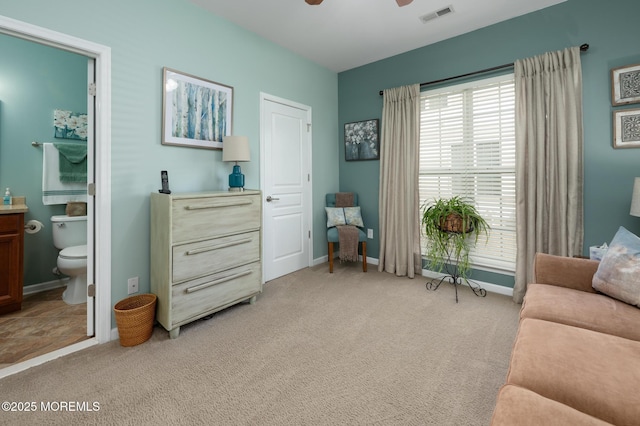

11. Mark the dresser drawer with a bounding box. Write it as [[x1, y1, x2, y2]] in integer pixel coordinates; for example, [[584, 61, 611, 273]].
[[172, 230, 260, 283], [151, 190, 262, 338], [172, 194, 260, 243], [171, 262, 261, 325]]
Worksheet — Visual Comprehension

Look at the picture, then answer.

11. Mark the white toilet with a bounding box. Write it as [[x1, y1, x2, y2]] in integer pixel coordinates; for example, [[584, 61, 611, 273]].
[[51, 215, 88, 305]]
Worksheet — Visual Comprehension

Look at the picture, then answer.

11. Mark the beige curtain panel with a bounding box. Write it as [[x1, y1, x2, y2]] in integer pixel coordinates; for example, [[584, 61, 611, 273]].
[[513, 46, 585, 303], [378, 84, 422, 278]]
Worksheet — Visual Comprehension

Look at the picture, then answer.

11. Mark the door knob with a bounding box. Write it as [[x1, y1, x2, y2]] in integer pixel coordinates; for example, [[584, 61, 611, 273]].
[[266, 195, 280, 202]]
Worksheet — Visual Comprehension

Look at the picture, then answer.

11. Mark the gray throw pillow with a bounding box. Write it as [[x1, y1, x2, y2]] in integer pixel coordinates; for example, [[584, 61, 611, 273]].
[[325, 207, 346, 227], [592, 226, 640, 307], [343, 206, 364, 227]]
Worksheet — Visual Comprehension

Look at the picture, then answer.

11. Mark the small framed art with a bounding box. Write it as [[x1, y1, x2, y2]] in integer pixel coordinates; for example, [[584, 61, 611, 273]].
[[54, 109, 88, 141], [344, 119, 379, 161], [611, 63, 640, 106], [613, 108, 640, 149], [162, 67, 233, 150]]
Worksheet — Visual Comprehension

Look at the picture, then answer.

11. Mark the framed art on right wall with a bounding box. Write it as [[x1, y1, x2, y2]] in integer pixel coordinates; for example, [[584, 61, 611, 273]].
[[344, 119, 380, 161], [611, 63, 640, 106], [613, 108, 640, 148]]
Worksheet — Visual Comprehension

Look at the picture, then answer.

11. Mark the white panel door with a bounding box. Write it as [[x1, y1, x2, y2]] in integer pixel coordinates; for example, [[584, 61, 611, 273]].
[[261, 95, 312, 281]]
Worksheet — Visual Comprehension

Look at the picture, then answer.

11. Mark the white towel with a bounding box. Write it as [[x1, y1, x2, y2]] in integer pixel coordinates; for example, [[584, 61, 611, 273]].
[[42, 143, 87, 205]]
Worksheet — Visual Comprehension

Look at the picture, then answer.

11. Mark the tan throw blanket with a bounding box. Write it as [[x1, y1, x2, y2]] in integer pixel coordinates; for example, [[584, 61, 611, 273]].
[[337, 225, 359, 262], [335, 192, 354, 208], [334, 192, 358, 262]]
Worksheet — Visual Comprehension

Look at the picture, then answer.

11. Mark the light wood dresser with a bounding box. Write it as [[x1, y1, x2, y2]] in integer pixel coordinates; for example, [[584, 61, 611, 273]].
[[150, 190, 262, 338]]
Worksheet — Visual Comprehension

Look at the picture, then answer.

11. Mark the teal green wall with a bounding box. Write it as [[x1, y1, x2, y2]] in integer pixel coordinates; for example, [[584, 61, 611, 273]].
[[0, 34, 87, 286], [0, 0, 339, 326], [338, 0, 640, 288], [5, 0, 639, 309]]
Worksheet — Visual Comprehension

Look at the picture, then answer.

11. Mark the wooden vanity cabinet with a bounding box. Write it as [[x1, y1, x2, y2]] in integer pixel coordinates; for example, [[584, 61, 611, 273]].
[[0, 213, 24, 314]]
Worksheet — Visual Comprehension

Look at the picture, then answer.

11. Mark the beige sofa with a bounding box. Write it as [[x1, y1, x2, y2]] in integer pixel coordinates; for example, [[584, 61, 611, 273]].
[[491, 253, 640, 426]]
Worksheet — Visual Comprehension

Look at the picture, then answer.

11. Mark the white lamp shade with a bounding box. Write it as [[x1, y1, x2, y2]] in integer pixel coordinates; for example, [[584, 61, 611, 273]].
[[222, 136, 250, 162], [631, 177, 640, 217]]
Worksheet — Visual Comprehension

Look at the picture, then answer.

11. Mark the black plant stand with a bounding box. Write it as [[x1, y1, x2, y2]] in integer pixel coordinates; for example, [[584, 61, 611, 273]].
[[425, 234, 487, 303], [426, 273, 487, 303]]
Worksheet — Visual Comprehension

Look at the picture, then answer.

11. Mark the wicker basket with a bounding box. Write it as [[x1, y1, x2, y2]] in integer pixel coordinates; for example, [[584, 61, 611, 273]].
[[114, 294, 157, 347], [439, 213, 470, 233]]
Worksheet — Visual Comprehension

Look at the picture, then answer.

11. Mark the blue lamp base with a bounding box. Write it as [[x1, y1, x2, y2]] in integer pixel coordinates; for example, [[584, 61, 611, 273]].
[[228, 164, 245, 192]]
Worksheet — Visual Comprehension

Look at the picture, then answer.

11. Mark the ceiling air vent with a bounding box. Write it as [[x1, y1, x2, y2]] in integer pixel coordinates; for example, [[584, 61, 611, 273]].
[[419, 5, 454, 24]]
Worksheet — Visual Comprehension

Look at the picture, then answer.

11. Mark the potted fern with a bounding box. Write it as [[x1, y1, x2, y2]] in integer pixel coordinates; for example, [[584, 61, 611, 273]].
[[421, 196, 490, 279]]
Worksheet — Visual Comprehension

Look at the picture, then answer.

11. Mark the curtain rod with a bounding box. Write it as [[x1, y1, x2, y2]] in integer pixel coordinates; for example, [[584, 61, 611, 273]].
[[378, 43, 589, 96]]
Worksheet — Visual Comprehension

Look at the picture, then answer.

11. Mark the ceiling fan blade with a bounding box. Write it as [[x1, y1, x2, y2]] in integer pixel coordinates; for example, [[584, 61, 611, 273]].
[[396, 0, 413, 6], [305, 0, 324, 5]]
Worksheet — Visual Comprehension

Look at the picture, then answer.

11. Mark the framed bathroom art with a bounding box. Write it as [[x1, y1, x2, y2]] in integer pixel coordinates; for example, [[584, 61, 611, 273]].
[[611, 63, 640, 106], [54, 109, 88, 141], [161, 67, 233, 150], [613, 108, 640, 149], [344, 119, 379, 161]]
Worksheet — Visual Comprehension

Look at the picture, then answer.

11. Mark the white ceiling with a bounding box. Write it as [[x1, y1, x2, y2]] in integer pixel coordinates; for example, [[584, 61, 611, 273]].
[[187, 0, 566, 73]]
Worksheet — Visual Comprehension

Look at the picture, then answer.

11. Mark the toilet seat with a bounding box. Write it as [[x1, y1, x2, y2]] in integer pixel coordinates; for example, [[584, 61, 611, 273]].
[[59, 244, 87, 260]]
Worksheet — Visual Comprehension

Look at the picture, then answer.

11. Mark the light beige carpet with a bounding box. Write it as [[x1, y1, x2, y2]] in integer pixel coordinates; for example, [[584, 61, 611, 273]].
[[0, 263, 520, 425]]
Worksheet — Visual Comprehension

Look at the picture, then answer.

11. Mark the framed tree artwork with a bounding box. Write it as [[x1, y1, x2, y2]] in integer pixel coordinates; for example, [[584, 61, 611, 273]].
[[162, 67, 233, 150]]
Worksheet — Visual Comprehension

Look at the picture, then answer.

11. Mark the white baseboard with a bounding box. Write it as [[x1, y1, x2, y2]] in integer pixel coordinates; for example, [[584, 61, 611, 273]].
[[313, 254, 379, 267], [23, 278, 67, 296], [313, 255, 329, 267], [366, 256, 379, 266], [421, 269, 513, 297], [313, 254, 512, 297]]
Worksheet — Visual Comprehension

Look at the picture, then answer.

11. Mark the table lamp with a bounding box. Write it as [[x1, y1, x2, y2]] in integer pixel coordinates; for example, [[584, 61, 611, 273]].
[[631, 177, 640, 217], [222, 136, 250, 192]]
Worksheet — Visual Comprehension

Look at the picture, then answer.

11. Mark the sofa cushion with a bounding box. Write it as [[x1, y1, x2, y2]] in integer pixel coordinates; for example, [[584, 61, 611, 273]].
[[521, 283, 640, 341], [491, 385, 613, 426], [533, 253, 599, 293], [592, 226, 640, 307], [506, 319, 640, 426]]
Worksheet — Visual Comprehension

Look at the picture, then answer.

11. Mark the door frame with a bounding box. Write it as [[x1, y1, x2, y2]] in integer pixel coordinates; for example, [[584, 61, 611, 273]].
[[0, 15, 112, 378], [259, 92, 313, 281]]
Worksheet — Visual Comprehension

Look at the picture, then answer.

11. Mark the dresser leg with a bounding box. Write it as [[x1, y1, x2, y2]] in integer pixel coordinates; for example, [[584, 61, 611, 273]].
[[169, 327, 180, 339], [249, 295, 257, 305]]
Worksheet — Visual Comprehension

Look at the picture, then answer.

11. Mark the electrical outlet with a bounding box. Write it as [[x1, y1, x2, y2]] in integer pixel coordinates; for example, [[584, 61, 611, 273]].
[[367, 228, 373, 239], [127, 277, 139, 295]]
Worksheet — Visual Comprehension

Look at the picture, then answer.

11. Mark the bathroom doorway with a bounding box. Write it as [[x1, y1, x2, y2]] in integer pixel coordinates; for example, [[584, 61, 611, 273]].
[[0, 16, 111, 378]]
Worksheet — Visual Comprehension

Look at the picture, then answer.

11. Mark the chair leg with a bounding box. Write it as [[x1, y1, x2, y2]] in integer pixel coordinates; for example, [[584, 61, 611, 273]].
[[328, 242, 334, 273], [362, 241, 367, 272]]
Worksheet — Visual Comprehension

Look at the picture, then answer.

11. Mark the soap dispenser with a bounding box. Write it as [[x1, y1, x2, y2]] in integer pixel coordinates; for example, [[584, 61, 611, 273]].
[[3, 188, 11, 205]]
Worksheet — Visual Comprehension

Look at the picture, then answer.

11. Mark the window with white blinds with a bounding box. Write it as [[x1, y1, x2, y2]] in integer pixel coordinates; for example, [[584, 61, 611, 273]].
[[419, 74, 516, 273]]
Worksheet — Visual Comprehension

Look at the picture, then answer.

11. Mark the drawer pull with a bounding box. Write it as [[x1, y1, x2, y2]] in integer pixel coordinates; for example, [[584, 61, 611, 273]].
[[185, 200, 252, 210], [185, 270, 253, 293], [185, 238, 252, 256]]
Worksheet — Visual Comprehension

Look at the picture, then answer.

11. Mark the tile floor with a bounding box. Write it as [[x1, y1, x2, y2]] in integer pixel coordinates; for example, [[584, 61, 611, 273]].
[[0, 287, 88, 369]]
